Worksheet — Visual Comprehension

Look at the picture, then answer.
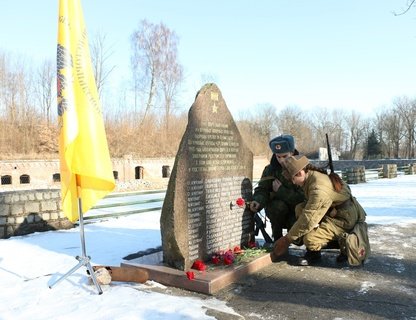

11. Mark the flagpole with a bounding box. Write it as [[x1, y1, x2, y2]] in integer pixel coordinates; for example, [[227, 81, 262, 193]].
[[49, 174, 103, 295]]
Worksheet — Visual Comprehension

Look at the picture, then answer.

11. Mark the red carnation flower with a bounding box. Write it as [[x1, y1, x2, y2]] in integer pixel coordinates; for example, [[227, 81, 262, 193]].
[[211, 256, 220, 264], [236, 197, 245, 208], [224, 256, 234, 265], [233, 246, 243, 254], [223, 250, 235, 264], [191, 259, 206, 271], [186, 271, 195, 280], [248, 241, 257, 248]]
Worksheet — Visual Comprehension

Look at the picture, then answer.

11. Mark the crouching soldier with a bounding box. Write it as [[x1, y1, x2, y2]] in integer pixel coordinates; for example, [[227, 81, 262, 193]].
[[272, 155, 370, 266], [249, 135, 305, 242]]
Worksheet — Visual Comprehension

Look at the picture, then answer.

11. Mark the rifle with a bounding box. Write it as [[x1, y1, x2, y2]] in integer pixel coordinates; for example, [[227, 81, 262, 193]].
[[254, 211, 274, 243], [251, 176, 275, 244], [325, 133, 334, 174], [232, 196, 274, 244]]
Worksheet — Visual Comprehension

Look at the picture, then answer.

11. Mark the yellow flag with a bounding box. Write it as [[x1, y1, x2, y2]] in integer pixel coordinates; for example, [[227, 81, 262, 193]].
[[57, 0, 115, 222]]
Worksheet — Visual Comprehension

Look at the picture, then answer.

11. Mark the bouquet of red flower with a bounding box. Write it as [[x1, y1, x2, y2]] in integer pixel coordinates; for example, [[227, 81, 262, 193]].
[[186, 243, 267, 280], [211, 245, 248, 266]]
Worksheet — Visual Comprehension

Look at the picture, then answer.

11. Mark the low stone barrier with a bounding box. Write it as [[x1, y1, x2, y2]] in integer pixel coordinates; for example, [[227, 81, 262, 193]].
[[383, 164, 397, 179], [0, 189, 73, 239], [344, 166, 366, 184], [311, 159, 416, 172], [405, 163, 416, 175]]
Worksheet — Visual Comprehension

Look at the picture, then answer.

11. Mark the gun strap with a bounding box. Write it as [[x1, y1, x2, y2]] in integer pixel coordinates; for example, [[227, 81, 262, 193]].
[[258, 176, 275, 182]]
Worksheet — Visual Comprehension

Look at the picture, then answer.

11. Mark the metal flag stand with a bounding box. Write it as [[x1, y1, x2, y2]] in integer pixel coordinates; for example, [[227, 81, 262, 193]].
[[49, 175, 103, 294]]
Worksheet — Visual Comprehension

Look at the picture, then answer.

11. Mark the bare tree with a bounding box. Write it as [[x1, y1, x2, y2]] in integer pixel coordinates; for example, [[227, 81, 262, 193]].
[[159, 46, 183, 133], [277, 105, 315, 154], [375, 109, 403, 158], [329, 109, 347, 153], [3, 57, 40, 154], [130, 20, 183, 127], [90, 31, 116, 100], [308, 107, 339, 155], [393, 96, 416, 158], [393, 0, 416, 15], [252, 103, 278, 139], [235, 108, 269, 156], [36, 59, 54, 126], [276, 105, 304, 136], [3, 41, 416, 160], [0, 52, 5, 111], [345, 110, 366, 160]]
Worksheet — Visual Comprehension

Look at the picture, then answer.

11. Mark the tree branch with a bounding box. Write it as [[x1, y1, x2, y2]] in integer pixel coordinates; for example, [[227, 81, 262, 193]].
[[393, 0, 416, 16]]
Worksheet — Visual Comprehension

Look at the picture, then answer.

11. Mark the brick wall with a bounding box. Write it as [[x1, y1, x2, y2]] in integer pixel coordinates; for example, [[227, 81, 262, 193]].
[[0, 158, 175, 189]]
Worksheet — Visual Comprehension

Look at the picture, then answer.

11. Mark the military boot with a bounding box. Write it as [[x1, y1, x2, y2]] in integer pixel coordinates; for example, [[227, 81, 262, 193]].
[[298, 250, 322, 266], [336, 252, 348, 263]]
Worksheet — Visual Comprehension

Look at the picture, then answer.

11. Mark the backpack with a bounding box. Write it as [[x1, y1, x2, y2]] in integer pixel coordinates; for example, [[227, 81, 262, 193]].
[[340, 221, 371, 266]]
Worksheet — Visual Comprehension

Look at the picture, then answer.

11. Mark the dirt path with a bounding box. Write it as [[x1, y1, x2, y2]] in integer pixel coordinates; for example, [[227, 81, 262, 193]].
[[153, 223, 416, 320]]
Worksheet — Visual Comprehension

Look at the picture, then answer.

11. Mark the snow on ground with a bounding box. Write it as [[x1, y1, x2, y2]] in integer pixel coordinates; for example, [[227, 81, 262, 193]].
[[0, 175, 415, 319]]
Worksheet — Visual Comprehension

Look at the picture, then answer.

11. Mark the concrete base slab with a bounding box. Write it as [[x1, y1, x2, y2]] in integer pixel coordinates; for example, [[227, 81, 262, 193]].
[[122, 251, 273, 295]]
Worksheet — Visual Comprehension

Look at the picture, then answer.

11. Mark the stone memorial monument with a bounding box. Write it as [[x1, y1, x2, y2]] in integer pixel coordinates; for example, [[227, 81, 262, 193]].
[[160, 83, 254, 271]]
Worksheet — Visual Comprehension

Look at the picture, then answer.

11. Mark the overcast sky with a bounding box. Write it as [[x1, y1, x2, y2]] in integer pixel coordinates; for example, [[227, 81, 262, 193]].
[[1, 0, 416, 117]]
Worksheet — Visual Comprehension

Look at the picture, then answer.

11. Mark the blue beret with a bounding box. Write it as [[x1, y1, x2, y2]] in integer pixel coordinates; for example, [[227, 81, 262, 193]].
[[269, 135, 295, 154]]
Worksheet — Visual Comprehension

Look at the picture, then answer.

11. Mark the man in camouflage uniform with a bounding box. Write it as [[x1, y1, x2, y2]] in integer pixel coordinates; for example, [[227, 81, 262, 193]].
[[249, 135, 305, 242]]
